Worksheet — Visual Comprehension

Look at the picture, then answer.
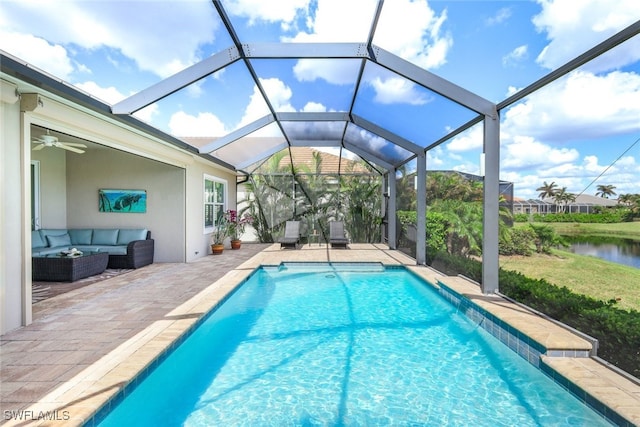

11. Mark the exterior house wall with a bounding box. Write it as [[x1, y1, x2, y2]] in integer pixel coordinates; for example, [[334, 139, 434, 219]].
[[1, 88, 24, 334], [66, 148, 187, 263]]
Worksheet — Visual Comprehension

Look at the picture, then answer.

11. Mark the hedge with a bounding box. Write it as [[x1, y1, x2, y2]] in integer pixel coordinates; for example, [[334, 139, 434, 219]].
[[514, 210, 633, 223]]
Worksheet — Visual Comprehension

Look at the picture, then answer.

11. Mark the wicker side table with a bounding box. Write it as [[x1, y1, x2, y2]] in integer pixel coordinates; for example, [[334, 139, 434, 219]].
[[32, 252, 109, 282]]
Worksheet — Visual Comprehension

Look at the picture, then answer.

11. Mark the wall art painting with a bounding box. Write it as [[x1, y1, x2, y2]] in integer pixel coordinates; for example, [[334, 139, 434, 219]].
[[99, 189, 147, 213]]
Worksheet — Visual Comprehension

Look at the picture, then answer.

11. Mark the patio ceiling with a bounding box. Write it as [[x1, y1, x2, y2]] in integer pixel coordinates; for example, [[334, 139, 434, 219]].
[[112, 0, 495, 176]]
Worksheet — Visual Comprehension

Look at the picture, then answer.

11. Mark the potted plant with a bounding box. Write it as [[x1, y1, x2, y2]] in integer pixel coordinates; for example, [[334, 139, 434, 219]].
[[226, 210, 252, 249], [210, 213, 230, 255]]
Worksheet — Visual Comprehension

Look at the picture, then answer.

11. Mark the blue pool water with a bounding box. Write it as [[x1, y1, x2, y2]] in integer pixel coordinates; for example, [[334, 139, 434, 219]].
[[95, 263, 611, 426]]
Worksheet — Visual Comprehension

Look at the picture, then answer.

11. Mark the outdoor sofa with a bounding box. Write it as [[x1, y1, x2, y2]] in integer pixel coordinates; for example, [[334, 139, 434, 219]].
[[32, 228, 154, 269]]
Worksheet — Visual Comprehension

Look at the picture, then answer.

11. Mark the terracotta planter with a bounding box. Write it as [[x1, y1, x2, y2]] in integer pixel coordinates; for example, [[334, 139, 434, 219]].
[[230, 239, 242, 250], [211, 243, 224, 255]]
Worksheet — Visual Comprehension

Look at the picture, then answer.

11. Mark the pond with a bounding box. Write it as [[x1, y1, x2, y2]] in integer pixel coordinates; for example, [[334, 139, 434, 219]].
[[564, 236, 640, 269]]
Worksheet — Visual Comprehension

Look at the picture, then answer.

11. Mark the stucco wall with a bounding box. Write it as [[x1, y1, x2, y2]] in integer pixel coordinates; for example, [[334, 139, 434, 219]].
[[185, 162, 237, 261], [1, 92, 26, 334], [66, 147, 186, 263]]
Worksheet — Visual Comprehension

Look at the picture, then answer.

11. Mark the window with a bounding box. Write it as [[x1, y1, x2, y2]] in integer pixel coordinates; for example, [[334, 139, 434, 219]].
[[204, 175, 227, 232]]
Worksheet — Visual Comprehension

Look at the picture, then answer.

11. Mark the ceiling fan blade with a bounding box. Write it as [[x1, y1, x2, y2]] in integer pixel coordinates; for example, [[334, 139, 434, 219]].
[[58, 144, 85, 154], [59, 142, 87, 148], [32, 144, 46, 151]]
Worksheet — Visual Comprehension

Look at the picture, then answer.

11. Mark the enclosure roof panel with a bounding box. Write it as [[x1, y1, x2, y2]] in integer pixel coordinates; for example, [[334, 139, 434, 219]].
[[106, 0, 498, 173]]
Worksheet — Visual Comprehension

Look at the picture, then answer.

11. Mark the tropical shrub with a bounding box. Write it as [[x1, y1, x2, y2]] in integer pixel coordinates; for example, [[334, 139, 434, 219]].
[[397, 210, 448, 257], [528, 224, 567, 253], [499, 227, 535, 256], [340, 174, 382, 243]]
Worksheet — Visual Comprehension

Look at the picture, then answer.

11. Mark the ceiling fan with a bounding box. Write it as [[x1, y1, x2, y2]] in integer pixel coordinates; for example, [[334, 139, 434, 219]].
[[32, 130, 87, 154]]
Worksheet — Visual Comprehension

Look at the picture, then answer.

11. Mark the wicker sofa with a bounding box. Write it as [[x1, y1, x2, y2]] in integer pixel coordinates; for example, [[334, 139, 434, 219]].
[[32, 228, 154, 269]]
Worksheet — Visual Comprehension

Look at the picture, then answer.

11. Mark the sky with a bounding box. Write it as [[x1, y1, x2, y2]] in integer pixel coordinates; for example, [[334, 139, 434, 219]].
[[1, 0, 639, 200]]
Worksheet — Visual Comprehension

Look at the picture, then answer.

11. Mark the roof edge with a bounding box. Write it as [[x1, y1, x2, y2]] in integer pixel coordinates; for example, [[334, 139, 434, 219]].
[[1, 51, 236, 171]]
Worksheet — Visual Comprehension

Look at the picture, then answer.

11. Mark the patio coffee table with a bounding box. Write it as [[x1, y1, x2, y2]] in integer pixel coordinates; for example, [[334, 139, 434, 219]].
[[32, 252, 109, 282]]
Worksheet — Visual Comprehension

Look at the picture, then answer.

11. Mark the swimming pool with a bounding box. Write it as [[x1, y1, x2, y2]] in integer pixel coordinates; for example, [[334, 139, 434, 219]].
[[94, 263, 612, 426]]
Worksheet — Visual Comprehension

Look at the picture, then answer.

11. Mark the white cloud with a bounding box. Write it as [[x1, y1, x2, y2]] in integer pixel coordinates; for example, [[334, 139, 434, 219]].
[[502, 135, 580, 170], [168, 111, 228, 137], [502, 45, 528, 67], [74, 81, 159, 124], [302, 102, 327, 112], [533, 0, 640, 72], [427, 147, 445, 167], [284, 0, 377, 43], [74, 81, 125, 105], [261, 78, 295, 112], [234, 77, 296, 136], [282, 1, 377, 89], [502, 146, 640, 198], [369, 77, 431, 105], [224, 0, 310, 26], [374, 0, 452, 69], [447, 126, 483, 152], [0, 32, 74, 80], [503, 70, 640, 142], [486, 7, 512, 26], [293, 59, 361, 85], [501, 172, 541, 199], [0, 1, 219, 79], [452, 161, 481, 176]]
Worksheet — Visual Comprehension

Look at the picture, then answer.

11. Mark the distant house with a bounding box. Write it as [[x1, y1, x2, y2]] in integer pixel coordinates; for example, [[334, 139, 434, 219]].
[[513, 194, 619, 215]]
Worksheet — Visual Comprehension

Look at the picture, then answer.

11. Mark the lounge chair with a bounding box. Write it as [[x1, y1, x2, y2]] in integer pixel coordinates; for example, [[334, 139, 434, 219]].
[[279, 221, 301, 249], [329, 221, 349, 249]]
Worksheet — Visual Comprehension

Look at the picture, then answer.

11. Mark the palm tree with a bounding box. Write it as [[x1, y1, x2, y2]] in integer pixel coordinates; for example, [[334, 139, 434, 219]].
[[293, 151, 341, 239], [553, 187, 575, 213], [340, 170, 382, 243], [427, 171, 482, 202], [618, 193, 640, 217], [243, 150, 294, 242], [618, 193, 633, 206], [536, 181, 558, 200], [430, 199, 483, 257], [595, 184, 617, 198]]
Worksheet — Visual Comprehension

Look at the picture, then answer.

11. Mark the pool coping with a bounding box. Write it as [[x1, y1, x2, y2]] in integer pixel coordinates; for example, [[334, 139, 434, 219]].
[[4, 244, 639, 426]]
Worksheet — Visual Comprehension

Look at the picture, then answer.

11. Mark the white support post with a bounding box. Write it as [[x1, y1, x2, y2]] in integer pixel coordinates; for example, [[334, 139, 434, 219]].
[[482, 112, 500, 293], [388, 171, 397, 249], [416, 152, 426, 264]]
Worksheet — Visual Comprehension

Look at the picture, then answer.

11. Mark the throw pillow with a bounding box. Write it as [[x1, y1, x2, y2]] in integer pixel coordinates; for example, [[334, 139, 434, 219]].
[[47, 233, 72, 248]]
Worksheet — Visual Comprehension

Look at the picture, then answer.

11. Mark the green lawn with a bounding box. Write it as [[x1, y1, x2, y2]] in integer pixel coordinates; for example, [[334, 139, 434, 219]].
[[499, 249, 640, 311], [516, 220, 640, 240]]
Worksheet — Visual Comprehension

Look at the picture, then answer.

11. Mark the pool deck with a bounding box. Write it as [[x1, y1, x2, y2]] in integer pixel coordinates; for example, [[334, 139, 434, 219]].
[[1, 243, 639, 426]]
